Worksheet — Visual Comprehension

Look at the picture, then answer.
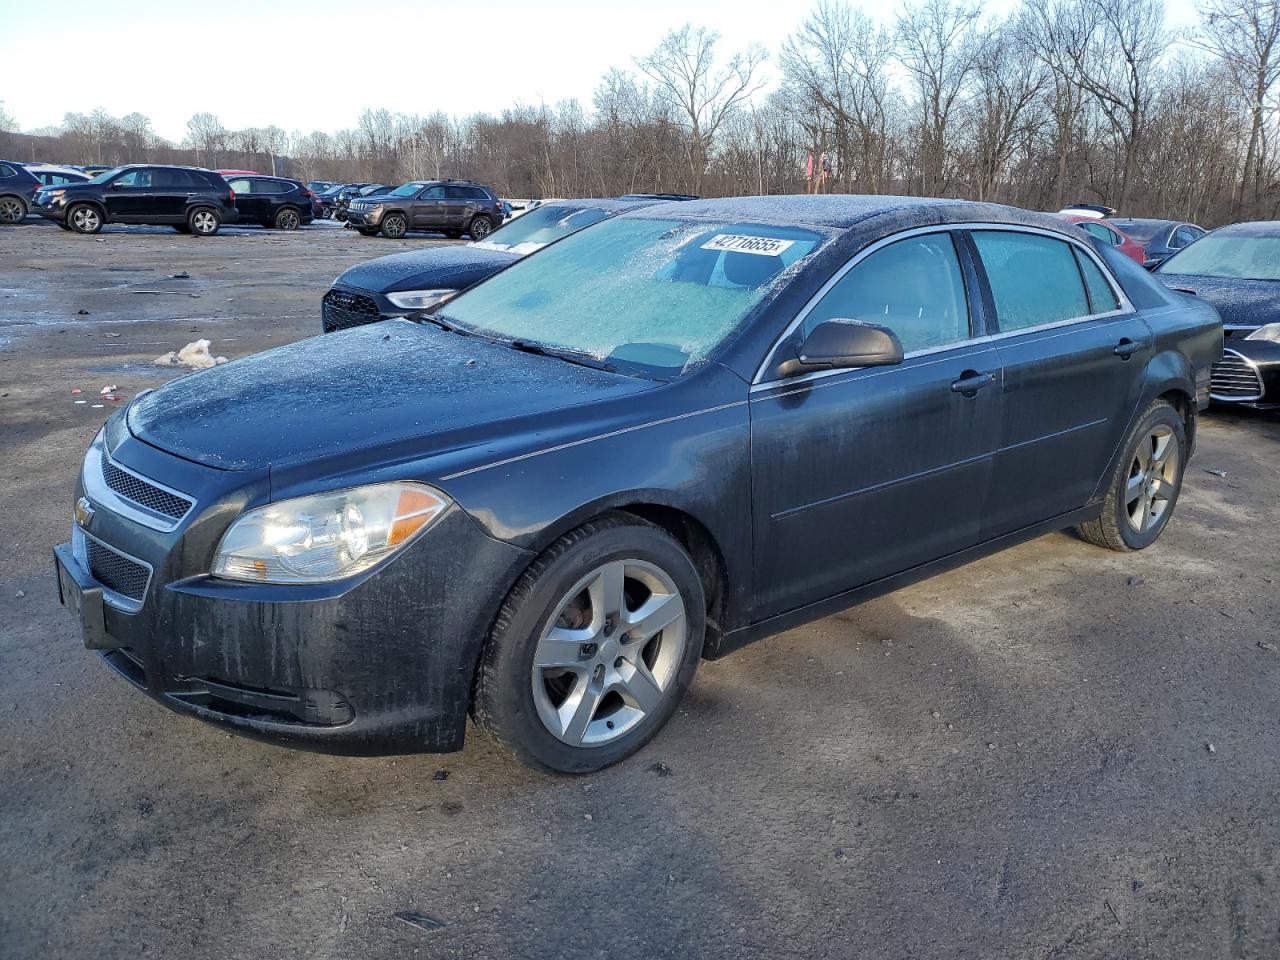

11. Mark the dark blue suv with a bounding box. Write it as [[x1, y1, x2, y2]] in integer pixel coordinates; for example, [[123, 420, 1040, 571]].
[[0, 161, 40, 224]]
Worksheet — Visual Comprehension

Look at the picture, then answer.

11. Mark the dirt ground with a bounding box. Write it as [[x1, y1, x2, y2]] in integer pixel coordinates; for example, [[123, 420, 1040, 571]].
[[1, 217, 1278, 960]]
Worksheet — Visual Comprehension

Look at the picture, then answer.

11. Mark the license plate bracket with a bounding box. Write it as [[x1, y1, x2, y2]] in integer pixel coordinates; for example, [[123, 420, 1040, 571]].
[[53, 543, 113, 650]]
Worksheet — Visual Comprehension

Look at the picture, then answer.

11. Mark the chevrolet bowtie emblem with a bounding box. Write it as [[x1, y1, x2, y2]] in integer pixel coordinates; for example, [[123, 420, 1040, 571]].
[[74, 497, 95, 528]]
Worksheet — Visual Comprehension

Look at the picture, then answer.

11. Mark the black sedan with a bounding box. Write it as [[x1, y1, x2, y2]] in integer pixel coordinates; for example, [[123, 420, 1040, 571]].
[[1155, 221, 1280, 408], [321, 197, 665, 332], [1109, 217, 1206, 267], [53, 196, 1220, 773]]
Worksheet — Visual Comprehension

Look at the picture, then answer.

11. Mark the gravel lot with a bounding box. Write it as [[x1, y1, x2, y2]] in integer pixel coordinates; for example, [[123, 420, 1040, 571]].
[[1, 217, 1278, 960]]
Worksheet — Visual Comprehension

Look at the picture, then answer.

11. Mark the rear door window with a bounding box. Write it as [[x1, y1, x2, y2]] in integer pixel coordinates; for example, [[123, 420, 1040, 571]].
[[971, 231, 1091, 332], [801, 232, 971, 353], [1076, 252, 1121, 313]]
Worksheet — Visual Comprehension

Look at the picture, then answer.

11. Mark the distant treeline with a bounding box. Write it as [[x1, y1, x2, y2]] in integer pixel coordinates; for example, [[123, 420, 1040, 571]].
[[2, 0, 1278, 225]]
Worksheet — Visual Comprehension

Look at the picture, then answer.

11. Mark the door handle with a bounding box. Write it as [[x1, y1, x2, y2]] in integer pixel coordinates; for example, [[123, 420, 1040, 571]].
[[950, 370, 997, 396], [1113, 338, 1145, 359]]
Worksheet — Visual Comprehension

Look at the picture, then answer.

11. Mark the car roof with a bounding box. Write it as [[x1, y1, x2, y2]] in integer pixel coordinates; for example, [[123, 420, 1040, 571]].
[[1207, 221, 1280, 237], [536, 197, 664, 214], [625, 194, 1080, 237]]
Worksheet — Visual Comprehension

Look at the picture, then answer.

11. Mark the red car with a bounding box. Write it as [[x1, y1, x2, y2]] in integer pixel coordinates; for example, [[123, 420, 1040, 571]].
[[1056, 214, 1146, 264]]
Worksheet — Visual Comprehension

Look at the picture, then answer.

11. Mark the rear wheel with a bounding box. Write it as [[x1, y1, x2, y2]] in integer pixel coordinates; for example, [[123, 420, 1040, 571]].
[[474, 515, 704, 774], [274, 207, 301, 231], [0, 195, 26, 224], [68, 204, 102, 234], [188, 207, 221, 236], [468, 215, 494, 240], [1076, 399, 1185, 551], [380, 213, 407, 239]]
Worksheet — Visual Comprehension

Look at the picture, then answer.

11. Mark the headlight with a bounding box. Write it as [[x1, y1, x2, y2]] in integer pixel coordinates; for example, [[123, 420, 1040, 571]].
[[385, 289, 458, 310], [1245, 323, 1280, 343], [212, 481, 450, 584], [45, 189, 64, 199]]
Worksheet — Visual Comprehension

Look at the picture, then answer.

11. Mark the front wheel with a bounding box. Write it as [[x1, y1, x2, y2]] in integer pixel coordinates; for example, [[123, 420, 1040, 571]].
[[1076, 399, 1186, 551], [380, 213, 407, 239], [0, 195, 26, 224], [468, 215, 494, 240], [474, 515, 704, 774], [188, 207, 221, 236], [68, 204, 103, 234]]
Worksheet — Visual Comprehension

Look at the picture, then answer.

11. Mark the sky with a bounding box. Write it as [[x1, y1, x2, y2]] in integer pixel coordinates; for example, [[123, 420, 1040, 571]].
[[0, 0, 1205, 144]]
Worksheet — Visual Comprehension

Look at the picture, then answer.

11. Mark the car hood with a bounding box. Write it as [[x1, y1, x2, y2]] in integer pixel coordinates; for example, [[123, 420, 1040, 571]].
[[127, 319, 654, 472], [335, 245, 519, 294], [1156, 273, 1280, 329]]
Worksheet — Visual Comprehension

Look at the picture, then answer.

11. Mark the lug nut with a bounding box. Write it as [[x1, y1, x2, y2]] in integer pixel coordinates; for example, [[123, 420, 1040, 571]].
[[614, 657, 624, 668], [581, 642, 597, 658]]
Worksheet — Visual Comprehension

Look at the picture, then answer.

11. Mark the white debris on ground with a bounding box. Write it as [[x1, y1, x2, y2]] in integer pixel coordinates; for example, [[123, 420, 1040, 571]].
[[154, 339, 229, 369]]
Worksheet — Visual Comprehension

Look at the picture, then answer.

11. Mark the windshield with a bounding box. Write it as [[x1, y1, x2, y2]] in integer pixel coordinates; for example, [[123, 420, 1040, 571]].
[[389, 182, 427, 197], [1158, 234, 1280, 281], [438, 217, 824, 376], [89, 167, 123, 184], [472, 204, 612, 253], [1110, 220, 1167, 244]]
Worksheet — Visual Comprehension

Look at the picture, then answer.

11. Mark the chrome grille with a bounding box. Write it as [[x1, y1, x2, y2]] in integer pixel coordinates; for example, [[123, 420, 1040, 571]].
[[322, 288, 383, 332], [100, 449, 193, 520], [1210, 349, 1264, 401], [86, 538, 150, 602]]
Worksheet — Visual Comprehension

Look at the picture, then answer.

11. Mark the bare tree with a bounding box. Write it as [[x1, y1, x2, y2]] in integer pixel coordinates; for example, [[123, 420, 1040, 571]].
[[1196, 0, 1280, 215], [636, 24, 767, 192], [185, 112, 226, 168], [780, 1, 897, 191], [967, 19, 1049, 201], [895, 0, 986, 195]]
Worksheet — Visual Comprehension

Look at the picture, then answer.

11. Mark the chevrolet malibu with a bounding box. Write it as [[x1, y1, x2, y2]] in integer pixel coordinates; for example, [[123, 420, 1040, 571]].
[[54, 196, 1222, 774]]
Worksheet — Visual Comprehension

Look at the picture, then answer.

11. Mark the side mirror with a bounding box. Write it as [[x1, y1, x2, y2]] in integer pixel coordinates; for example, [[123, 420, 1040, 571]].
[[778, 319, 904, 378], [110, 181, 123, 190]]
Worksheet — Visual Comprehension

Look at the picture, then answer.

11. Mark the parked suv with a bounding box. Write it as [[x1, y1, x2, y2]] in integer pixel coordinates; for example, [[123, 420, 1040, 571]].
[[345, 180, 503, 239], [334, 184, 391, 222], [225, 175, 314, 230], [0, 160, 41, 224], [31, 164, 239, 235]]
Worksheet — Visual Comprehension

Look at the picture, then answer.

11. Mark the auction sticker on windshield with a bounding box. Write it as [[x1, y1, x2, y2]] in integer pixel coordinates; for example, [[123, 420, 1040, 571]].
[[701, 234, 796, 257]]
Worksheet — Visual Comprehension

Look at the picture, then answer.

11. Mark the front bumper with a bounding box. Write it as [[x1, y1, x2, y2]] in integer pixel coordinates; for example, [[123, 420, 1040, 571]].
[[343, 206, 384, 228], [1210, 337, 1280, 409], [54, 426, 532, 755]]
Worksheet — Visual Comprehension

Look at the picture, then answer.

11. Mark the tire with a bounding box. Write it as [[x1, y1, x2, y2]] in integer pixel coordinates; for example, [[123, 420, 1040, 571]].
[[474, 514, 705, 774], [188, 207, 221, 236], [274, 207, 301, 231], [467, 215, 495, 240], [380, 213, 407, 239], [68, 203, 103, 234], [1075, 399, 1186, 552], [0, 195, 26, 224]]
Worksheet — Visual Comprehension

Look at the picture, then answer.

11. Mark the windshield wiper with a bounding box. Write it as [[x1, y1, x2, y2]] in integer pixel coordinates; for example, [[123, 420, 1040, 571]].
[[508, 339, 618, 373], [416, 312, 468, 335]]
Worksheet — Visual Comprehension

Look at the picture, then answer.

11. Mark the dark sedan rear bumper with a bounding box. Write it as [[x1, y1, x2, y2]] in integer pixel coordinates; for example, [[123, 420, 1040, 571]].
[[1210, 338, 1280, 409]]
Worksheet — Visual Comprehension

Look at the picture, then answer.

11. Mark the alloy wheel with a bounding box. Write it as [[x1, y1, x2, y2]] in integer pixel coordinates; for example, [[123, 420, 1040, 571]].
[[532, 559, 687, 747], [471, 217, 492, 239], [192, 211, 217, 235], [277, 210, 299, 231], [383, 216, 406, 238], [1125, 424, 1179, 533], [71, 207, 100, 232], [0, 197, 22, 223]]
